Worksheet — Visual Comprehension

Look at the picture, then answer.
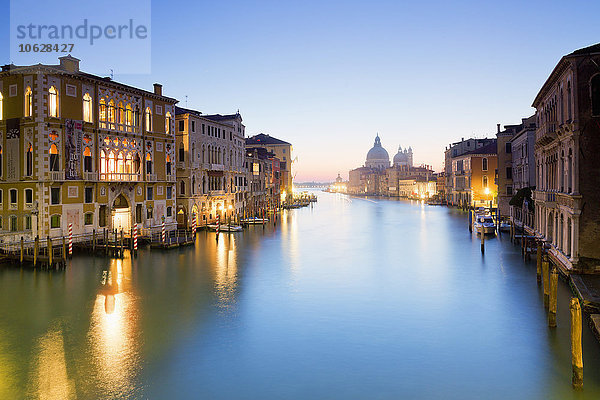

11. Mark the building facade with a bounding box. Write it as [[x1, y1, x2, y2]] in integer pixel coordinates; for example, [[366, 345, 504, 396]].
[[532, 43, 600, 272], [245, 133, 293, 196], [0, 56, 177, 242], [174, 108, 247, 227], [509, 116, 536, 232]]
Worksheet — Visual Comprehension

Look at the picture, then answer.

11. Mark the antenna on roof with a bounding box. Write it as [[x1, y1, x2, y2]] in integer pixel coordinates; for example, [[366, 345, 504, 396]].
[[110, 69, 114, 80], [185, 95, 188, 107]]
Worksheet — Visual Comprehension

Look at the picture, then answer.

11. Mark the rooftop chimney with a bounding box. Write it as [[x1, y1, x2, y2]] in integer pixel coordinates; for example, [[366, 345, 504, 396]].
[[59, 55, 80, 73], [497, 123, 501, 133], [153, 83, 162, 96]]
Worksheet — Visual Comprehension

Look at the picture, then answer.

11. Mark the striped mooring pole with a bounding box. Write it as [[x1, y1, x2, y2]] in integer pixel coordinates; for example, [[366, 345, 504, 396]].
[[68, 223, 73, 257], [217, 214, 220, 234], [133, 222, 138, 251], [191, 213, 196, 233], [161, 218, 166, 243]]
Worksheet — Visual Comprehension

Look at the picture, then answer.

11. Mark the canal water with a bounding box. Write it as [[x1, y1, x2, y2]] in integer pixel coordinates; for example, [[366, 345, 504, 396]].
[[1, 191, 600, 399]]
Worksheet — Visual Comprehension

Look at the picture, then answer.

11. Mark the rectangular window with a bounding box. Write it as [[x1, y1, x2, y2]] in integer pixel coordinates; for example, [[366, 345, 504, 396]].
[[191, 121, 195, 132], [202, 124, 205, 134], [9, 189, 17, 204], [25, 215, 31, 230], [179, 120, 185, 132], [136, 204, 142, 223], [147, 186, 153, 200], [166, 186, 172, 199], [51, 187, 60, 204], [166, 206, 172, 217], [146, 207, 153, 220], [25, 189, 33, 204], [10, 216, 17, 232], [85, 187, 93, 203], [50, 214, 60, 229], [505, 143, 511, 153], [506, 167, 512, 180], [507, 186, 513, 196], [482, 158, 488, 171], [84, 212, 93, 225], [99, 205, 107, 227]]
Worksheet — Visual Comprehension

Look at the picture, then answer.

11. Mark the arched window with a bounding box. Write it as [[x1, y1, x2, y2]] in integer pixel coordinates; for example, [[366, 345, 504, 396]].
[[108, 100, 116, 128], [482, 175, 488, 188], [83, 146, 92, 172], [100, 150, 107, 174], [592, 74, 600, 116], [83, 92, 92, 122], [165, 111, 172, 134], [133, 153, 141, 174], [25, 86, 33, 117], [108, 151, 116, 176], [145, 107, 152, 132], [180, 180, 185, 196], [117, 152, 124, 174], [49, 143, 59, 171], [192, 176, 195, 195], [125, 152, 133, 174], [202, 176, 206, 193], [146, 153, 152, 174], [202, 145, 205, 163], [48, 86, 58, 117], [179, 142, 185, 163], [567, 81, 572, 121], [125, 104, 133, 131], [166, 154, 172, 176], [99, 98, 107, 128], [134, 106, 140, 128], [482, 157, 488, 171], [191, 143, 195, 162], [117, 102, 124, 126], [26, 143, 33, 176]]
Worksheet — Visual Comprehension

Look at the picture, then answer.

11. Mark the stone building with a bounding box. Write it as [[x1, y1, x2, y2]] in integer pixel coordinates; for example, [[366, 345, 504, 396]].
[[392, 145, 413, 168], [245, 147, 279, 215], [508, 116, 536, 232], [532, 43, 600, 272], [0, 55, 177, 242], [245, 133, 292, 196], [365, 134, 390, 170], [174, 107, 246, 227]]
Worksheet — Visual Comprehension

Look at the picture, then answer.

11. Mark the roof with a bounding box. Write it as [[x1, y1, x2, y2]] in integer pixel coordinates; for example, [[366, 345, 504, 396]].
[[568, 43, 600, 56], [246, 133, 291, 146], [203, 113, 242, 123], [175, 106, 202, 117], [463, 141, 497, 156]]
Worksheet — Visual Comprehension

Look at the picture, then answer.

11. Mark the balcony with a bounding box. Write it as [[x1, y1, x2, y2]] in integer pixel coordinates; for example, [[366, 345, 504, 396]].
[[534, 190, 556, 206], [556, 192, 583, 210], [146, 173, 157, 182], [209, 190, 225, 196], [207, 163, 224, 171], [99, 172, 141, 182], [47, 171, 65, 181], [167, 174, 176, 182], [83, 171, 98, 181]]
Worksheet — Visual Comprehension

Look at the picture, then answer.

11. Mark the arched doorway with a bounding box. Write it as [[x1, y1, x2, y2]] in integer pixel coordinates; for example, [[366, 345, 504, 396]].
[[112, 193, 131, 232]]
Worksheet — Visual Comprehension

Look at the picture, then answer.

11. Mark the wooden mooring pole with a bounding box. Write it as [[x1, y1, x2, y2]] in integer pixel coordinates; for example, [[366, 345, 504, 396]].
[[480, 227, 485, 254], [542, 257, 550, 309], [549, 268, 558, 328], [20, 237, 24, 264], [34, 236, 39, 267], [47, 236, 53, 268], [536, 241, 542, 283], [570, 297, 583, 389]]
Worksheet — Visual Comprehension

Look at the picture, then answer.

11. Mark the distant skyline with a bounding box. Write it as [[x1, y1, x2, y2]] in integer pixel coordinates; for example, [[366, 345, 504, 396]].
[[1, 0, 599, 181]]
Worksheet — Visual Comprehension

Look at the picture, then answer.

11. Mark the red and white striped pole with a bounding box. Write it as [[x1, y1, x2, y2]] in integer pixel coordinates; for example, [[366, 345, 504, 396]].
[[216, 214, 220, 234], [161, 218, 166, 243], [191, 213, 196, 233], [133, 222, 138, 251], [68, 223, 73, 257]]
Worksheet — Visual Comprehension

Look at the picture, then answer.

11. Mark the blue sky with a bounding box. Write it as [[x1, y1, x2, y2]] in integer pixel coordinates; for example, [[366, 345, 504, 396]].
[[2, 0, 599, 181]]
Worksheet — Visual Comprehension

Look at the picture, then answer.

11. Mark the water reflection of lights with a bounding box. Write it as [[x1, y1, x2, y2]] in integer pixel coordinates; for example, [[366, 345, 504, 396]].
[[281, 210, 299, 275], [214, 235, 238, 307], [89, 256, 139, 398], [28, 328, 75, 400]]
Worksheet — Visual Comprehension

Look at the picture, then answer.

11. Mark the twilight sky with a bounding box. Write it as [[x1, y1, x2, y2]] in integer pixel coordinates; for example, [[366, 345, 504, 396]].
[[2, 0, 599, 181]]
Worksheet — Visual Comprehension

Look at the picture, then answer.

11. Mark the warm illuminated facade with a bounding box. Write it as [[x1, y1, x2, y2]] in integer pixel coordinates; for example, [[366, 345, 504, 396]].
[[449, 141, 498, 208], [245, 134, 293, 195], [175, 108, 246, 226], [0, 55, 177, 242], [532, 43, 600, 272]]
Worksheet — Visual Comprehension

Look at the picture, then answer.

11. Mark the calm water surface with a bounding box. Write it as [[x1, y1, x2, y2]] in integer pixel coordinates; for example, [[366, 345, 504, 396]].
[[1, 191, 600, 399]]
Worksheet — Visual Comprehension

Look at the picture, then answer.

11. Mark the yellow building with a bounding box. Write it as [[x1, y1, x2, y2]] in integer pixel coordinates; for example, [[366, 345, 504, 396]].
[[245, 133, 293, 194], [0, 55, 178, 242]]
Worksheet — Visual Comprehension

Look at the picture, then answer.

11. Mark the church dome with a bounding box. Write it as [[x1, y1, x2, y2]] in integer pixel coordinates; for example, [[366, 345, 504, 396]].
[[365, 134, 390, 169], [393, 145, 413, 167]]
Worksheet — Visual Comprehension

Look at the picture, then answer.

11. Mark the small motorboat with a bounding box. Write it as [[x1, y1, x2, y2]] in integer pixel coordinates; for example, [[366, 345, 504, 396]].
[[207, 224, 243, 232], [498, 217, 511, 232], [473, 215, 496, 235], [241, 218, 269, 225]]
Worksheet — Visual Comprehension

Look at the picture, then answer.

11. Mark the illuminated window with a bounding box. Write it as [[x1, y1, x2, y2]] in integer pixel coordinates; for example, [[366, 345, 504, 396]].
[[108, 151, 116, 173], [482, 157, 488, 171], [25, 86, 33, 117], [25, 143, 33, 176], [134, 153, 141, 174], [165, 111, 172, 134], [83, 92, 92, 122], [145, 107, 152, 132], [83, 146, 92, 172], [49, 144, 59, 171], [125, 152, 133, 174], [146, 153, 153, 174], [48, 86, 58, 117], [483, 175, 488, 188], [166, 154, 172, 175], [100, 150, 107, 174], [108, 100, 116, 128], [125, 104, 133, 131], [117, 101, 124, 126], [99, 98, 107, 128], [0, 91, 3, 120], [117, 152, 124, 173]]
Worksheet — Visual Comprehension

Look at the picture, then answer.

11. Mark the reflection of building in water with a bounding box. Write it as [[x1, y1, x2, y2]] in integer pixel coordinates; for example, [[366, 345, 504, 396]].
[[89, 257, 140, 398], [213, 234, 239, 308]]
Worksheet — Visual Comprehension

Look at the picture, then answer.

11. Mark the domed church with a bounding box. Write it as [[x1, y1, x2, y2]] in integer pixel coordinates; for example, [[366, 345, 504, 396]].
[[393, 145, 413, 168], [365, 134, 390, 170]]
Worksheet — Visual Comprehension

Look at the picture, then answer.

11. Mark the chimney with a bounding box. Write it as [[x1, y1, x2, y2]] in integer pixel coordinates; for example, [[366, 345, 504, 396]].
[[153, 83, 162, 96], [58, 55, 80, 73], [497, 123, 501, 133]]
